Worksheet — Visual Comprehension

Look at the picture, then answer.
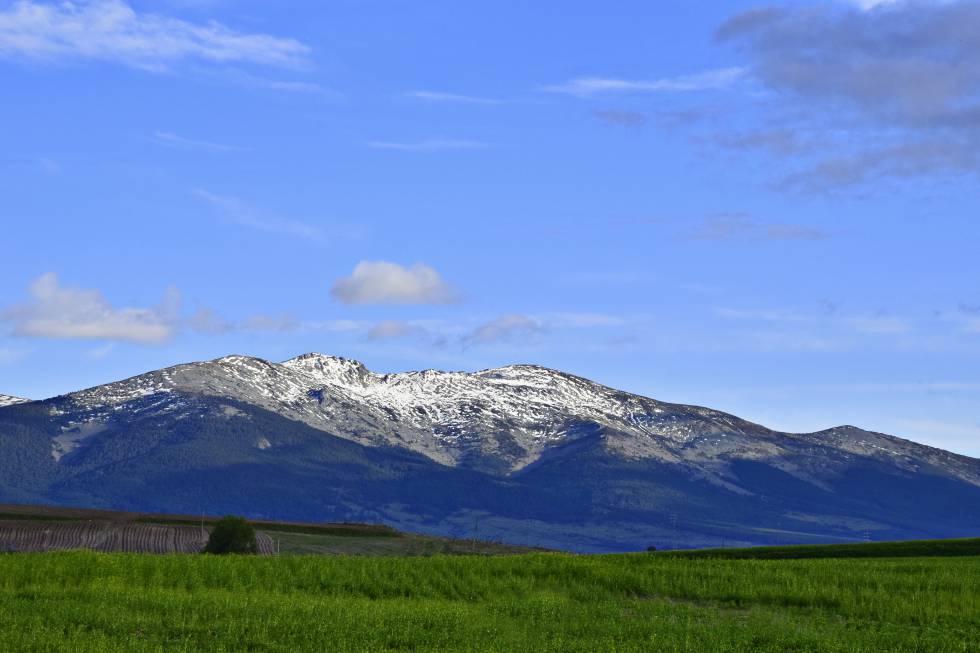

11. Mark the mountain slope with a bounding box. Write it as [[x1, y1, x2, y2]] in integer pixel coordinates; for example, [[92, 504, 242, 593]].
[[0, 394, 29, 408], [1, 353, 978, 552]]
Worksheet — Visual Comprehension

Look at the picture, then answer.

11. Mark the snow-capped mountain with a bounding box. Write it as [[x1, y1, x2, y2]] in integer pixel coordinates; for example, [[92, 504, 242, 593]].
[[2, 353, 979, 551], [54, 353, 980, 484], [0, 394, 29, 408]]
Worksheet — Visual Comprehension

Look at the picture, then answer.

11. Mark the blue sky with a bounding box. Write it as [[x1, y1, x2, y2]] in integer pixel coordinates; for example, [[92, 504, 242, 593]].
[[2, 0, 979, 456]]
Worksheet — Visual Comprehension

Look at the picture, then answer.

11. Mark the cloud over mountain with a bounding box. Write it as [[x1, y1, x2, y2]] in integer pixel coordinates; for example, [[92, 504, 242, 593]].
[[331, 262, 457, 306], [1, 273, 178, 344]]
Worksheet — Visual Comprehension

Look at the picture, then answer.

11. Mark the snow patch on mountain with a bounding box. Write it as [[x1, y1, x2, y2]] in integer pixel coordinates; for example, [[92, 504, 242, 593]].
[[0, 394, 30, 408]]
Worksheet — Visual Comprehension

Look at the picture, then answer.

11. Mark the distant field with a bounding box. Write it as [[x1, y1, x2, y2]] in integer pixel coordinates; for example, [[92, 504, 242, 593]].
[[0, 504, 534, 556], [0, 503, 398, 536], [0, 519, 267, 554], [0, 550, 977, 652], [660, 536, 980, 560]]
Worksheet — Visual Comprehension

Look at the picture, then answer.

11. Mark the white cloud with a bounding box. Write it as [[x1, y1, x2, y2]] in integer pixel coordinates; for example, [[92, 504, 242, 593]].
[[330, 261, 457, 306], [0, 0, 310, 70], [153, 131, 248, 153], [464, 314, 543, 345], [366, 139, 492, 152], [544, 67, 745, 97], [1, 273, 178, 343], [407, 90, 503, 104]]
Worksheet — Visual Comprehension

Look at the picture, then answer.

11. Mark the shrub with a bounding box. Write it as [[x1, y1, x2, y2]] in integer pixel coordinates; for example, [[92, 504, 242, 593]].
[[204, 516, 257, 555]]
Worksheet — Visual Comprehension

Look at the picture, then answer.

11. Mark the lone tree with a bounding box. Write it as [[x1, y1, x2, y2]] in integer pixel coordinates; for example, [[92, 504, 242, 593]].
[[204, 516, 258, 555]]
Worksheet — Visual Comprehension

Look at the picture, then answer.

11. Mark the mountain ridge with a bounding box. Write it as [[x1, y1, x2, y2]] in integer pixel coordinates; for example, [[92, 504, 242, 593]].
[[1, 352, 978, 551]]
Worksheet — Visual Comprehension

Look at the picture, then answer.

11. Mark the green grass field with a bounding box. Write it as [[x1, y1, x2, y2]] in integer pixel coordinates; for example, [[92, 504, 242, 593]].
[[1, 549, 977, 652], [263, 529, 535, 556], [659, 537, 980, 560]]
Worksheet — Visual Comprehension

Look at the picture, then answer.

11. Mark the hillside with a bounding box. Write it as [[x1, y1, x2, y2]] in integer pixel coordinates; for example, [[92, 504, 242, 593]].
[[1, 353, 979, 552], [0, 394, 29, 408]]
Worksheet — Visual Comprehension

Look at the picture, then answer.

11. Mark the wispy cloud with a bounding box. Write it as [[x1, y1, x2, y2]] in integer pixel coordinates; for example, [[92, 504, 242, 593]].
[[302, 319, 369, 333], [240, 314, 300, 333], [549, 312, 629, 328], [715, 307, 809, 323], [196, 190, 323, 240], [592, 109, 648, 127], [712, 129, 809, 156], [776, 140, 980, 193], [153, 131, 248, 153], [366, 139, 493, 152], [367, 320, 429, 342], [691, 214, 829, 241], [0, 0, 311, 70], [847, 314, 911, 335], [355, 311, 635, 349], [851, 0, 901, 10], [463, 314, 544, 346], [223, 71, 335, 97], [715, 1, 980, 189], [544, 67, 745, 97], [715, 304, 916, 349], [407, 90, 504, 105]]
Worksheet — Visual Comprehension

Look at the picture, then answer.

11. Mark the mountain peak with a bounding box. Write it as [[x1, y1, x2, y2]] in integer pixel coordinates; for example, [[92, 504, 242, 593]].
[[482, 363, 553, 374], [215, 354, 274, 367], [476, 363, 576, 382], [281, 352, 370, 380]]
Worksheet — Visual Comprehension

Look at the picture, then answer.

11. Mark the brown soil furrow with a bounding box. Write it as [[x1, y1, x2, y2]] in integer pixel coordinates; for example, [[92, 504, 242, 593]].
[[0, 521, 272, 555]]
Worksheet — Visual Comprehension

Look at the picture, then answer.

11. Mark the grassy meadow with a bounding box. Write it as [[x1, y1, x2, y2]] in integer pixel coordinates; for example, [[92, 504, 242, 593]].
[[661, 537, 980, 560], [1, 549, 978, 652]]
